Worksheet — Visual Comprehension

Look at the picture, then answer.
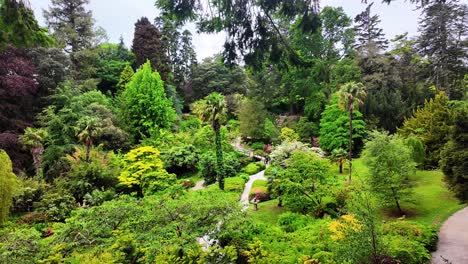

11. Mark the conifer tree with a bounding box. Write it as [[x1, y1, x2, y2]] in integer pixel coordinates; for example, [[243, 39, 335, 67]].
[[116, 64, 134, 91], [0, 0, 53, 48], [119, 61, 176, 139], [399, 92, 454, 167], [132, 17, 170, 81], [417, 0, 467, 99], [43, 0, 96, 53], [353, 3, 388, 55]]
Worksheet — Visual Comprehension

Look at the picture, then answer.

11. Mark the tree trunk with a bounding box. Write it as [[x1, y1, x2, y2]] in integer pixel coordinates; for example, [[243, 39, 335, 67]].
[[392, 188, 404, 216], [339, 159, 343, 174], [348, 107, 353, 182], [214, 123, 225, 190], [31, 145, 44, 177], [85, 138, 92, 163]]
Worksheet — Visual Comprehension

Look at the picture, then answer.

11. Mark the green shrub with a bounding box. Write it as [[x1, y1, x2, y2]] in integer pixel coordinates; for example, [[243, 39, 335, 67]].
[[0, 227, 42, 263], [199, 151, 240, 185], [249, 180, 270, 202], [13, 178, 49, 214], [225, 177, 246, 192], [277, 212, 308, 232], [383, 221, 438, 252], [250, 142, 264, 150], [161, 143, 198, 176], [385, 235, 431, 264], [243, 162, 265, 175], [237, 173, 250, 183], [62, 147, 120, 202], [254, 149, 266, 157], [179, 116, 202, 132], [33, 191, 76, 222]]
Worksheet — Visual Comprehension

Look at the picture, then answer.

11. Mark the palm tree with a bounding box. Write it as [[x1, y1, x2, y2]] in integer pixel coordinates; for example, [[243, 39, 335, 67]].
[[19, 127, 48, 177], [338, 82, 366, 182], [192, 92, 227, 190], [75, 117, 103, 163]]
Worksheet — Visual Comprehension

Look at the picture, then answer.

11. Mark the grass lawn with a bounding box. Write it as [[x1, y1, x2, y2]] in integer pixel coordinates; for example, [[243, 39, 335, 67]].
[[246, 199, 284, 225], [397, 169, 465, 226], [247, 157, 465, 228]]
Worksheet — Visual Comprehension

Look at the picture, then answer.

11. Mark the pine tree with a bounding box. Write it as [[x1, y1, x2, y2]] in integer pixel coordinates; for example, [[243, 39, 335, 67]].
[[43, 0, 96, 53], [353, 3, 388, 55], [132, 17, 170, 81], [417, 0, 467, 99], [178, 30, 197, 82]]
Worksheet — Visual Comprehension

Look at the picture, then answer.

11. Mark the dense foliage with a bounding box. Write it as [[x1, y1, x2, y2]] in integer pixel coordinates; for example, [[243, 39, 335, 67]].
[[0, 0, 466, 263]]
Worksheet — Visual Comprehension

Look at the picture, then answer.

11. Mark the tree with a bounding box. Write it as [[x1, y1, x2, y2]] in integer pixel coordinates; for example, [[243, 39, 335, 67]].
[[238, 98, 268, 141], [118, 146, 176, 196], [0, 46, 39, 172], [19, 127, 47, 177], [353, 3, 388, 55], [116, 64, 134, 91], [339, 82, 366, 182], [75, 116, 103, 163], [118, 61, 176, 139], [363, 131, 416, 216], [187, 56, 248, 105], [94, 43, 134, 94], [399, 92, 454, 167], [0, 149, 20, 223], [417, 0, 467, 99], [132, 17, 169, 81], [279, 127, 299, 143], [63, 146, 119, 203], [27, 47, 71, 105], [273, 150, 333, 216], [156, 0, 322, 67], [330, 192, 387, 264], [440, 103, 468, 201], [43, 0, 97, 53], [192, 93, 227, 190], [330, 148, 347, 174], [319, 96, 366, 159], [0, 0, 54, 48]]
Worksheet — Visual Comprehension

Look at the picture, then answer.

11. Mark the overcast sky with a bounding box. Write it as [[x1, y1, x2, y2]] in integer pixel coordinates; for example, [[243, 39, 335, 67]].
[[31, 0, 424, 61]]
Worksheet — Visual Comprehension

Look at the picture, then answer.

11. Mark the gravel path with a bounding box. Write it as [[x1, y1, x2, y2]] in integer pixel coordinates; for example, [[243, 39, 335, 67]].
[[240, 170, 266, 203], [191, 180, 205, 191], [431, 207, 468, 264]]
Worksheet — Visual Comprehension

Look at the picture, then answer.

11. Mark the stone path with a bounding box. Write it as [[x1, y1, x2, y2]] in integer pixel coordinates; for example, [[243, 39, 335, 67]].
[[192, 180, 205, 191], [431, 207, 468, 264]]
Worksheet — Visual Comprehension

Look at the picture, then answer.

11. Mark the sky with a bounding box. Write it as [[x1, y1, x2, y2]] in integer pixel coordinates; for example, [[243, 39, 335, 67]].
[[31, 0, 424, 61]]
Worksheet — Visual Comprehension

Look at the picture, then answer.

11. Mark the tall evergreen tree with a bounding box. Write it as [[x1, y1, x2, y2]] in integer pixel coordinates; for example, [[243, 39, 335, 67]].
[[43, 0, 96, 53], [0, 0, 53, 48], [417, 0, 467, 99], [118, 61, 176, 139], [353, 3, 388, 55], [132, 17, 169, 81]]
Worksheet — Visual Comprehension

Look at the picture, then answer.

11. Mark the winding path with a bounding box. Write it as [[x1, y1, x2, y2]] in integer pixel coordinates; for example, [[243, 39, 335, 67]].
[[240, 170, 266, 203], [431, 207, 468, 264], [191, 180, 205, 191]]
